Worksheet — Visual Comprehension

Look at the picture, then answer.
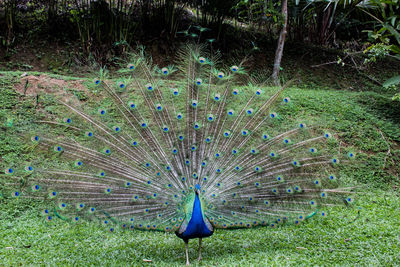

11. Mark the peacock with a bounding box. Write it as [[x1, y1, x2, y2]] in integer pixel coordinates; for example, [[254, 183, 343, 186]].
[[2, 44, 356, 265]]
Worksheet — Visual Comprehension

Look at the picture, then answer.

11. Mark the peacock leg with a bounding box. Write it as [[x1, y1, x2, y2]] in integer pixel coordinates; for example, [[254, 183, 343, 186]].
[[185, 240, 190, 266], [197, 238, 202, 261]]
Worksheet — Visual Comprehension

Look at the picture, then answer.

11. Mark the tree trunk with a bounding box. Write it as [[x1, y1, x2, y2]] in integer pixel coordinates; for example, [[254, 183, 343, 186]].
[[271, 0, 288, 86]]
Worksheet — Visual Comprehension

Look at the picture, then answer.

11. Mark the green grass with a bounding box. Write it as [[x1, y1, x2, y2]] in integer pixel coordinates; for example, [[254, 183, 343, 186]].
[[1, 70, 399, 266], [1, 193, 399, 266]]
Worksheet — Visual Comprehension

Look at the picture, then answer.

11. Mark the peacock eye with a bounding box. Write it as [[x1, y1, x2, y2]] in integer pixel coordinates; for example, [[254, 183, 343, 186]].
[[118, 82, 125, 88], [146, 83, 153, 91], [161, 67, 169, 75]]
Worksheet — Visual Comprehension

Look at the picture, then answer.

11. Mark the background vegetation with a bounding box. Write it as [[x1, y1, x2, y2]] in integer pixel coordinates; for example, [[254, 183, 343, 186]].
[[1, 1, 399, 82]]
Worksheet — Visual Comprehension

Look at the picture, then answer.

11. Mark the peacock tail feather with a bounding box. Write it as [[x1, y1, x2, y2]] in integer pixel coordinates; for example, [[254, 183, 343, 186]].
[[2, 44, 355, 234]]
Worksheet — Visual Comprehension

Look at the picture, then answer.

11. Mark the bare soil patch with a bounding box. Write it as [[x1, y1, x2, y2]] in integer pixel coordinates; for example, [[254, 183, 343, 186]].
[[15, 74, 86, 96]]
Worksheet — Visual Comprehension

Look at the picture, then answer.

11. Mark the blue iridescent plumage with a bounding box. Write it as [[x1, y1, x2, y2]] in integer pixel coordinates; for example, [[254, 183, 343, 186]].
[[177, 192, 213, 241]]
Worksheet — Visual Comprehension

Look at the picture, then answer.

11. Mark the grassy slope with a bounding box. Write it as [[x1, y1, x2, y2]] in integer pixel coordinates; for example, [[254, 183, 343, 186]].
[[0, 71, 399, 266]]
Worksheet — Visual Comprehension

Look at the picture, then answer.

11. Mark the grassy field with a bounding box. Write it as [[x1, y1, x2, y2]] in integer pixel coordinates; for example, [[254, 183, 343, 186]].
[[1, 70, 399, 266]]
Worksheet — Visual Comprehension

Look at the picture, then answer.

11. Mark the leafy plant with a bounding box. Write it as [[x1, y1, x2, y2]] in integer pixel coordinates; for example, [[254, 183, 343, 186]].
[[361, 0, 400, 100]]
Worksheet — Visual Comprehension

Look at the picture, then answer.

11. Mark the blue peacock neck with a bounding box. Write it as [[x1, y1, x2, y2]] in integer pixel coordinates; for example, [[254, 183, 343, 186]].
[[176, 191, 214, 241]]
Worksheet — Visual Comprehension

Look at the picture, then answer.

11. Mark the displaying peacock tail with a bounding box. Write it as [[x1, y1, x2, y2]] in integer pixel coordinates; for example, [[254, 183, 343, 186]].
[[2, 44, 355, 265]]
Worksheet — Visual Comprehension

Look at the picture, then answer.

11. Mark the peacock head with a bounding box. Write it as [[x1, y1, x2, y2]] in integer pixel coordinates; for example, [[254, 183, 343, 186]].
[[194, 184, 201, 195]]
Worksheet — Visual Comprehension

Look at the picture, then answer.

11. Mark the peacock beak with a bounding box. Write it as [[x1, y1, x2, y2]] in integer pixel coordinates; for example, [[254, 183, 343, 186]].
[[194, 184, 201, 195]]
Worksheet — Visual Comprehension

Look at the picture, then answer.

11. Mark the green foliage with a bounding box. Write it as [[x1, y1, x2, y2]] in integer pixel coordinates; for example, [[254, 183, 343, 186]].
[[0, 0, 392, 58], [361, 0, 400, 100], [383, 75, 400, 88], [363, 43, 392, 63], [362, 0, 400, 47], [383, 75, 400, 100]]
